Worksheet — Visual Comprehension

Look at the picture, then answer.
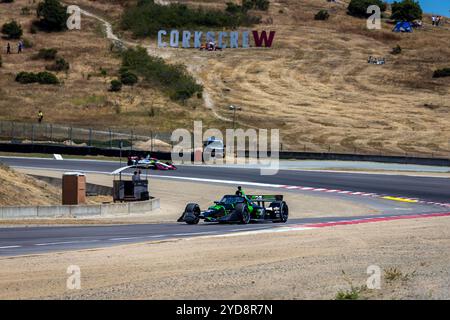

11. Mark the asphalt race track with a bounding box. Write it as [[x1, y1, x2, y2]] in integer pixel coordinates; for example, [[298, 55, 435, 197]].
[[0, 156, 449, 256], [0, 211, 449, 257], [1, 157, 450, 202]]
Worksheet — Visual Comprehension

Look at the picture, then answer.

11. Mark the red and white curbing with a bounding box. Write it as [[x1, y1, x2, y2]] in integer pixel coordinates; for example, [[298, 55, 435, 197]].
[[279, 185, 379, 197], [199, 212, 450, 239], [277, 184, 450, 208], [417, 200, 450, 208], [296, 211, 450, 229]]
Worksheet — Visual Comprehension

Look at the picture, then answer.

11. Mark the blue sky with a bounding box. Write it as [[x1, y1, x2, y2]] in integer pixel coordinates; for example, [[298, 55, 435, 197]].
[[386, 1, 450, 17]]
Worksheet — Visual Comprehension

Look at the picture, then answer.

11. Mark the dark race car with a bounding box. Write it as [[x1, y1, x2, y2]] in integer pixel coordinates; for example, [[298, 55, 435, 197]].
[[177, 187, 288, 225]]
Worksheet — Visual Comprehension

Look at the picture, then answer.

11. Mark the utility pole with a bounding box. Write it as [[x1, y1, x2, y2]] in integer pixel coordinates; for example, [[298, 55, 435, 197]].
[[229, 105, 242, 129], [119, 140, 123, 166]]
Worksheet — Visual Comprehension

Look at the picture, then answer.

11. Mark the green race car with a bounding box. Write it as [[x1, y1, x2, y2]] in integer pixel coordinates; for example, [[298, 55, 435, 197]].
[[177, 187, 288, 225]]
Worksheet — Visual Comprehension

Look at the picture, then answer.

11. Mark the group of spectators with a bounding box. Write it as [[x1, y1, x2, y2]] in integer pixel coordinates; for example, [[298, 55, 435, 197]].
[[368, 56, 385, 65], [200, 41, 222, 51], [431, 15, 444, 26], [5, 41, 24, 54]]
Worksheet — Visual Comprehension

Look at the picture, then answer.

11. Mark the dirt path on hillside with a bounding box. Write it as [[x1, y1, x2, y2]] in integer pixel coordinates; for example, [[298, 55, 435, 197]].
[[77, 5, 240, 127], [1, 216, 449, 299]]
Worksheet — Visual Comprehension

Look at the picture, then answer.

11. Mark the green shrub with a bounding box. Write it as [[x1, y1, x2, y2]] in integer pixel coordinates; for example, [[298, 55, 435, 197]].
[[121, 1, 261, 38], [347, 0, 386, 18], [335, 287, 361, 300], [433, 68, 450, 78], [36, 0, 69, 31], [16, 72, 39, 84], [121, 47, 203, 101], [315, 10, 330, 21], [37, 71, 59, 84], [255, 0, 270, 11], [37, 48, 58, 60], [110, 79, 122, 92], [1, 20, 23, 39], [22, 38, 34, 48], [29, 21, 38, 34], [16, 71, 59, 84], [243, 0, 270, 11], [46, 57, 70, 71], [120, 70, 138, 86], [226, 2, 243, 14], [391, 44, 402, 54], [391, 0, 422, 22], [21, 6, 31, 15]]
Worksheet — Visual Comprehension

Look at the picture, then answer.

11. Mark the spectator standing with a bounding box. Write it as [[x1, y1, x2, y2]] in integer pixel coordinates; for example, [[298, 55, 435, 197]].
[[6, 43, 11, 54], [17, 41, 23, 54], [37, 110, 44, 123]]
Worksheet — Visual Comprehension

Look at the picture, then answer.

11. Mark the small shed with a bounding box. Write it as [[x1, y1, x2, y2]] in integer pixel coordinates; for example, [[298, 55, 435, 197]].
[[62, 172, 86, 205]]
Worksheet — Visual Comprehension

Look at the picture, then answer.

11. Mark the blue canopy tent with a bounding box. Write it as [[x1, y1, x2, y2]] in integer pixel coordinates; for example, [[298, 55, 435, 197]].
[[393, 21, 413, 32]]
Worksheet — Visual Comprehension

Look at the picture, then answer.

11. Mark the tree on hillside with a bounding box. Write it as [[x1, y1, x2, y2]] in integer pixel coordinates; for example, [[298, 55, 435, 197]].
[[1, 20, 23, 39], [347, 0, 387, 18], [36, 0, 68, 31], [243, 0, 270, 11], [390, 0, 422, 22]]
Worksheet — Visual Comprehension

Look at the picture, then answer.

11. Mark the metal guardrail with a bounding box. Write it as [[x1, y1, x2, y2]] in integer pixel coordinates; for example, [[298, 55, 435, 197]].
[[0, 142, 449, 167], [0, 121, 448, 161], [0, 121, 173, 152]]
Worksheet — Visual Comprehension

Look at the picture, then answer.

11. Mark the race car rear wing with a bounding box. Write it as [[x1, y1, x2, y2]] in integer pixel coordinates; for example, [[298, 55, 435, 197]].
[[248, 195, 283, 202]]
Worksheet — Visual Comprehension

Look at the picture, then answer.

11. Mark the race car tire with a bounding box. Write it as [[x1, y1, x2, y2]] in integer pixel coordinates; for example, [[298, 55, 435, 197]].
[[270, 201, 289, 223], [183, 203, 201, 225], [235, 203, 250, 224]]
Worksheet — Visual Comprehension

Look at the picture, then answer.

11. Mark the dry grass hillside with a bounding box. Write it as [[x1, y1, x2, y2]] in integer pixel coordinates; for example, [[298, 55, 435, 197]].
[[0, 0, 449, 156], [0, 164, 61, 206], [0, 164, 111, 207], [0, 0, 213, 134]]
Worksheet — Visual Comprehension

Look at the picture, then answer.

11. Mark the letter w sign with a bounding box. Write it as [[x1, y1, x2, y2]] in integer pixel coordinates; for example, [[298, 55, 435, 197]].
[[252, 31, 276, 47]]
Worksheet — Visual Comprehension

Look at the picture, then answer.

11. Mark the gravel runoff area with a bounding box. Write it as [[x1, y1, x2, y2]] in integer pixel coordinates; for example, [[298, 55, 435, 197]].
[[0, 216, 449, 299]]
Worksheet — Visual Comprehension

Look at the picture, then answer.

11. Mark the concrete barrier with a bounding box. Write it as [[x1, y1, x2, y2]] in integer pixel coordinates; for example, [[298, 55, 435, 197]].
[[100, 202, 129, 216], [1, 206, 38, 219], [70, 205, 102, 217], [129, 198, 160, 214], [37, 205, 71, 218], [0, 198, 160, 219], [31, 175, 112, 196]]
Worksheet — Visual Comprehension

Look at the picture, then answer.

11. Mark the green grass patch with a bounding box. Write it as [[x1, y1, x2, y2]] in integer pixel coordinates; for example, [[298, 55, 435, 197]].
[[121, 0, 261, 38], [384, 267, 415, 283], [121, 47, 203, 101], [335, 287, 361, 300]]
